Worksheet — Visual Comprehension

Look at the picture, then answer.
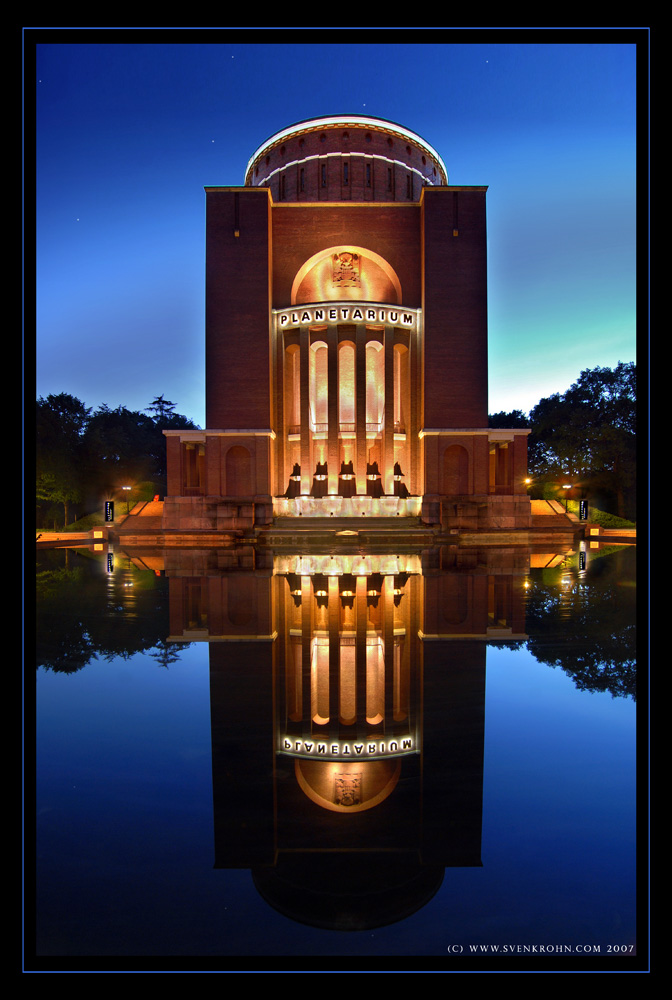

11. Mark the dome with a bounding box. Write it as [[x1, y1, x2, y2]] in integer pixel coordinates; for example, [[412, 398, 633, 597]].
[[244, 114, 448, 202]]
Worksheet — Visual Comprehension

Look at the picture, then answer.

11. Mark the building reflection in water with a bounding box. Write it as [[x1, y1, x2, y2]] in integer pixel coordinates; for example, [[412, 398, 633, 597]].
[[166, 545, 530, 931]]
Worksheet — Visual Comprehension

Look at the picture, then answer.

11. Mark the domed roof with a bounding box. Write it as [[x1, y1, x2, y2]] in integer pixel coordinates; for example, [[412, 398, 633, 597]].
[[244, 114, 448, 187]]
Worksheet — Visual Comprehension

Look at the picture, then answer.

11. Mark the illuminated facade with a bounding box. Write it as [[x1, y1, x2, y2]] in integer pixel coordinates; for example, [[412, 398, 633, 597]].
[[164, 543, 530, 927], [163, 115, 531, 533]]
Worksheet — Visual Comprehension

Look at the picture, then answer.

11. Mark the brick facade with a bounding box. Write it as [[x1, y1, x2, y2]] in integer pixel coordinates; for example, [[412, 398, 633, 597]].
[[164, 115, 531, 533]]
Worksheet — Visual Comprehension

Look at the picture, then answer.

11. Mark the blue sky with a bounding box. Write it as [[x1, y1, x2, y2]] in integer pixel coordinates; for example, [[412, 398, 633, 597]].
[[33, 32, 640, 427]]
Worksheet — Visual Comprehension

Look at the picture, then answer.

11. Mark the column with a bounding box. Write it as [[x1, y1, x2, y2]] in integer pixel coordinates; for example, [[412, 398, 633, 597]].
[[384, 575, 394, 727], [300, 326, 311, 496], [384, 324, 395, 494], [327, 327, 339, 495], [356, 324, 367, 494], [356, 575, 367, 726], [302, 576, 312, 727], [328, 577, 340, 737]]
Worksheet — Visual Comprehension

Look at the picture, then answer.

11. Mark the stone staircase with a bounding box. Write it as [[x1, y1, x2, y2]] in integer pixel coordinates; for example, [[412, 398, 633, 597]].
[[530, 499, 579, 528], [116, 500, 164, 531]]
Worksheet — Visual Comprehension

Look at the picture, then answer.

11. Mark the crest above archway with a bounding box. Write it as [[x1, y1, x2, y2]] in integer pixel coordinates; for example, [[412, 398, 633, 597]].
[[291, 246, 402, 306]]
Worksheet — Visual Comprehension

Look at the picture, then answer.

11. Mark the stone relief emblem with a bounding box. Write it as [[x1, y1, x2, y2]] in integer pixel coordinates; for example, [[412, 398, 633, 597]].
[[334, 771, 362, 806], [332, 251, 360, 287]]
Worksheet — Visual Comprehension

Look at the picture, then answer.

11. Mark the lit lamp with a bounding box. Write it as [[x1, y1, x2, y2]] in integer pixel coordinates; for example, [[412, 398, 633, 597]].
[[311, 462, 328, 498], [122, 485, 132, 514], [366, 460, 383, 498], [393, 462, 409, 498], [285, 464, 301, 499], [338, 460, 356, 498], [562, 483, 572, 512]]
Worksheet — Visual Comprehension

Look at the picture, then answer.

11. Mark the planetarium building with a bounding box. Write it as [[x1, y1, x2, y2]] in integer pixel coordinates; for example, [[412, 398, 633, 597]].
[[163, 115, 531, 534]]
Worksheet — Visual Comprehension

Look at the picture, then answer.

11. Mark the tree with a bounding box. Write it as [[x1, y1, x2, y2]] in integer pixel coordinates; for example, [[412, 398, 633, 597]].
[[35, 393, 201, 523], [36, 472, 82, 529], [36, 394, 91, 526], [528, 362, 636, 519], [488, 409, 529, 428], [145, 394, 176, 422], [82, 404, 159, 493]]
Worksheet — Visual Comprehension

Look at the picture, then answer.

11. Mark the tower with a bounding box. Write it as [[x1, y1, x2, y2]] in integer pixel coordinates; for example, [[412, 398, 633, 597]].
[[163, 115, 530, 533]]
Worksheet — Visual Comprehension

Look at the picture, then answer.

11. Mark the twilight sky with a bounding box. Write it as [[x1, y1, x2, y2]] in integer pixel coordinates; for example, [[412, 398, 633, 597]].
[[33, 31, 640, 428]]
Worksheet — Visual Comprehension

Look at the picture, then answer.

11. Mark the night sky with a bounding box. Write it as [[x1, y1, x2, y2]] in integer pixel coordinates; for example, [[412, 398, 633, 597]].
[[33, 31, 640, 428]]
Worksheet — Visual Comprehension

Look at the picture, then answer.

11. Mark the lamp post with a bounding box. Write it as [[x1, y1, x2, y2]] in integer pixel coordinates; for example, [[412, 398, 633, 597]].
[[562, 483, 571, 512], [122, 485, 132, 514]]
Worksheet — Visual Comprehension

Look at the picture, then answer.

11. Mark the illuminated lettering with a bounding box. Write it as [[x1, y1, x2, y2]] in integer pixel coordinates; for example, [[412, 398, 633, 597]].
[[274, 304, 417, 330], [278, 734, 414, 759]]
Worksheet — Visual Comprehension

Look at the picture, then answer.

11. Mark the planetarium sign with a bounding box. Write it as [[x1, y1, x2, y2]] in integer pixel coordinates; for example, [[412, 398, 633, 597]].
[[274, 302, 419, 331]]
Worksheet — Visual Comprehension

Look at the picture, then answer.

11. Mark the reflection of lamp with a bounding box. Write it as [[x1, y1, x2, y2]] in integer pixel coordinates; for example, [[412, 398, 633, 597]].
[[285, 464, 301, 499], [339, 574, 357, 608], [313, 575, 329, 607], [393, 572, 409, 606], [366, 573, 384, 607], [286, 574, 303, 606]]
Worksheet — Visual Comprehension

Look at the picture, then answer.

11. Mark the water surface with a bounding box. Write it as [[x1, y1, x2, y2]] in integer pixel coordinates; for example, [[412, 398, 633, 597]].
[[32, 541, 638, 971]]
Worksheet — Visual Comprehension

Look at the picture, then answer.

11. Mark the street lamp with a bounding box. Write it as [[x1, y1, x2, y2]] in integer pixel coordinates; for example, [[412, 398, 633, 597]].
[[562, 483, 571, 512], [122, 485, 132, 514]]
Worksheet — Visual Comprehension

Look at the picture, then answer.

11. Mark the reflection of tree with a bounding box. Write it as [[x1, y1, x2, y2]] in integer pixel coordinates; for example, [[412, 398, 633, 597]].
[[36, 549, 186, 673], [148, 640, 188, 669], [523, 548, 636, 700]]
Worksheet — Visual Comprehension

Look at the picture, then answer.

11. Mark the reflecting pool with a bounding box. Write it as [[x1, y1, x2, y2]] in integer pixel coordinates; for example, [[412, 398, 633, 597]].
[[32, 540, 639, 971]]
